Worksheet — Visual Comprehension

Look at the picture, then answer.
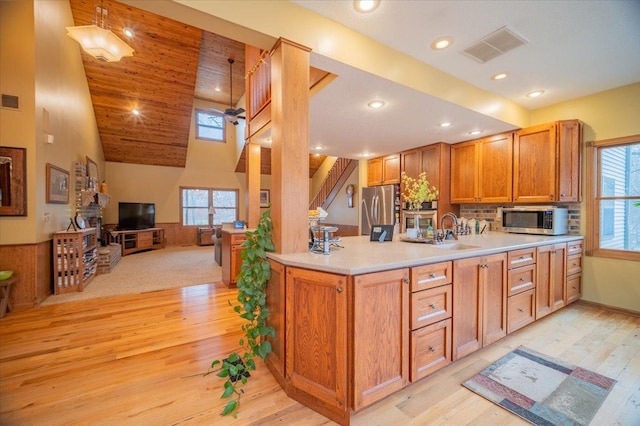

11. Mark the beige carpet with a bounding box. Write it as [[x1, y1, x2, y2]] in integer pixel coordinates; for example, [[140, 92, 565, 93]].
[[42, 245, 222, 306]]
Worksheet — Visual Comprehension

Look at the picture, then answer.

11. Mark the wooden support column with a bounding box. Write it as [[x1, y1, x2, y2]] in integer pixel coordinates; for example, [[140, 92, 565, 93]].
[[246, 141, 261, 228], [270, 38, 310, 254]]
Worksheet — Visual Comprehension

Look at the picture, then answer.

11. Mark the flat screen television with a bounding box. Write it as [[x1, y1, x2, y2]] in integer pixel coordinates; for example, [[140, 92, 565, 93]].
[[118, 202, 155, 230]]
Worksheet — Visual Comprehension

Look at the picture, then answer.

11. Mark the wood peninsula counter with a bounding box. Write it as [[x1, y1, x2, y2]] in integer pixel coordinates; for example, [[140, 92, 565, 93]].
[[264, 232, 584, 425]]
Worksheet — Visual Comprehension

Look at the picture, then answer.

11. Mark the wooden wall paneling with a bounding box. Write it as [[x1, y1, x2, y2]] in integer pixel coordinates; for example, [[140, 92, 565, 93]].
[[265, 260, 286, 387], [0, 244, 48, 311], [246, 142, 261, 228]]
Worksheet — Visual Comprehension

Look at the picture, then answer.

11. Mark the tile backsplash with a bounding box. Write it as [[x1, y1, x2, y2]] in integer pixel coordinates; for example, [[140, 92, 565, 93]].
[[459, 203, 581, 235]]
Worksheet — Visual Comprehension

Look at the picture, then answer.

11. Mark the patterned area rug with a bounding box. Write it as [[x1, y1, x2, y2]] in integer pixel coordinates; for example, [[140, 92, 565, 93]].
[[463, 346, 616, 425]]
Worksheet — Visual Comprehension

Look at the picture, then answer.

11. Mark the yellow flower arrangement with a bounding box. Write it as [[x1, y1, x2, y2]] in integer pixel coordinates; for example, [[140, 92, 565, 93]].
[[401, 171, 439, 210]]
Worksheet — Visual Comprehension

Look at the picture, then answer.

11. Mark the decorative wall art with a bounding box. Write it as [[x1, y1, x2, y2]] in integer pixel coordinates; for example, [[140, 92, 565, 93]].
[[46, 163, 69, 204], [260, 189, 270, 207], [86, 156, 98, 190], [0, 146, 27, 216]]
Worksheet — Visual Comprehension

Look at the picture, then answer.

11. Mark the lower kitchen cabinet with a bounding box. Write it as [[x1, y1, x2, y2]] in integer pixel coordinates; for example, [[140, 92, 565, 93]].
[[285, 267, 349, 421], [453, 253, 507, 360], [566, 240, 583, 304], [352, 268, 409, 410], [536, 243, 567, 319]]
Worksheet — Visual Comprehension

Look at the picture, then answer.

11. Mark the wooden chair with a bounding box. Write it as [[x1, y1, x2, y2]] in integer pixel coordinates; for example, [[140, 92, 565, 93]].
[[0, 276, 16, 319]]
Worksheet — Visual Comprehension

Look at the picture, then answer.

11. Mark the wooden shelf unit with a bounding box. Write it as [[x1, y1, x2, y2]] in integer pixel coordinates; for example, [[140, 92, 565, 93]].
[[106, 228, 165, 256], [52, 228, 98, 294]]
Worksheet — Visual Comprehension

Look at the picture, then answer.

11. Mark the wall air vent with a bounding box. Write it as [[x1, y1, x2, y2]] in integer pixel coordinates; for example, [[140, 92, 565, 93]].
[[462, 26, 528, 63], [2, 94, 20, 110]]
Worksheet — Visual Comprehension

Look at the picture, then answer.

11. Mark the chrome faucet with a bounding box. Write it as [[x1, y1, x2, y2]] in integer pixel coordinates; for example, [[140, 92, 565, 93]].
[[440, 212, 459, 241]]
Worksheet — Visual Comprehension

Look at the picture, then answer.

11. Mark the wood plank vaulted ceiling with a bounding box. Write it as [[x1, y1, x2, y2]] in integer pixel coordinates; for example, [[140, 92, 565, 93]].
[[69, 0, 327, 176]]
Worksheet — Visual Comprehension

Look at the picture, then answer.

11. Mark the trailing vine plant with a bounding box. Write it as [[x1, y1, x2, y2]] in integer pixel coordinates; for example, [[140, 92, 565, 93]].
[[201, 210, 275, 417]]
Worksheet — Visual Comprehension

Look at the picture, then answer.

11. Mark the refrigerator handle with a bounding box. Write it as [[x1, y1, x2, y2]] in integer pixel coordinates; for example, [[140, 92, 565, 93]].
[[373, 194, 379, 223]]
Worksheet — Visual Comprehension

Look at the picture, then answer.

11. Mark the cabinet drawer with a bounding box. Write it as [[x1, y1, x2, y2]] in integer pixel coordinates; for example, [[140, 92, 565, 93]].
[[411, 284, 452, 330], [507, 289, 535, 334], [567, 240, 583, 256], [567, 254, 582, 276], [231, 234, 247, 244], [410, 261, 452, 292], [410, 318, 451, 382], [138, 232, 153, 248], [567, 272, 582, 304], [507, 264, 535, 297], [508, 248, 536, 269]]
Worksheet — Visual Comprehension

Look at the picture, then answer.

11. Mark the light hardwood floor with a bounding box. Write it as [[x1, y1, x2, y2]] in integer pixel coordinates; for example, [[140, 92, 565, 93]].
[[0, 284, 638, 425]]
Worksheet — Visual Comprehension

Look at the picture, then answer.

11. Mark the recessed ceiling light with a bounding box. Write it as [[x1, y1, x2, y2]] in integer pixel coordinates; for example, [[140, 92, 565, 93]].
[[214, 85, 221, 92], [123, 27, 134, 38], [264, 138, 272, 144], [431, 37, 453, 50], [527, 90, 545, 98], [491, 72, 508, 80], [367, 100, 385, 109], [468, 130, 482, 136], [131, 109, 140, 116], [313, 145, 324, 150], [353, 0, 380, 13], [314, 153, 321, 157], [361, 152, 372, 157], [440, 122, 451, 128]]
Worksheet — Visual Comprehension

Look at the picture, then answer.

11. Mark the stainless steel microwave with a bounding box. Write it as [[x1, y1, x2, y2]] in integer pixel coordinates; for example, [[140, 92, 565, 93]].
[[502, 207, 568, 235]]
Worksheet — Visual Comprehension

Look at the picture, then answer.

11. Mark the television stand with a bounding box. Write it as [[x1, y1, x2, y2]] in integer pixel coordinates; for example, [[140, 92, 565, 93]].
[[106, 228, 165, 256]]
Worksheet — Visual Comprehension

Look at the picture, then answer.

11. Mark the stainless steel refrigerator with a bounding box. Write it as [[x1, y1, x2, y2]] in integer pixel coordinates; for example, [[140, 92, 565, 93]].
[[361, 184, 399, 235]]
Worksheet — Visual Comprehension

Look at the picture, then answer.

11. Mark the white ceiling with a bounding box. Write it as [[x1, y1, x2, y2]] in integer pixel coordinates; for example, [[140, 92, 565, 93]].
[[291, 0, 640, 159]]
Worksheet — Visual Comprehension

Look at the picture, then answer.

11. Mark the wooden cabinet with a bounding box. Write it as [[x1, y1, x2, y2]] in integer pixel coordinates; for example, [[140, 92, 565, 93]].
[[409, 261, 452, 381], [401, 143, 458, 221], [221, 231, 247, 287], [536, 243, 567, 319], [106, 228, 165, 256], [367, 153, 400, 186], [566, 240, 583, 304], [264, 260, 286, 386], [506, 248, 536, 334], [52, 228, 98, 294], [514, 120, 582, 203], [353, 268, 409, 410], [450, 133, 513, 204], [452, 253, 507, 360], [285, 267, 349, 421]]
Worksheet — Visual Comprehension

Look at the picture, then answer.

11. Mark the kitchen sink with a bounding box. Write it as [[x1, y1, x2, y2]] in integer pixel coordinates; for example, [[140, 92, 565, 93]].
[[431, 243, 481, 250]]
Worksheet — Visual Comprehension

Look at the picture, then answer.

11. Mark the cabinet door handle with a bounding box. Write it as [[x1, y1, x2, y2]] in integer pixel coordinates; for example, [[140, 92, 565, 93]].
[[429, 303, 436, 309], [336, 287, 343, 293], [519, 277, 525, 282], [404, 278, 410, 284], [518, 308, 524, 313], [429, 346, 436, 352], [430, 273, 436, 279]]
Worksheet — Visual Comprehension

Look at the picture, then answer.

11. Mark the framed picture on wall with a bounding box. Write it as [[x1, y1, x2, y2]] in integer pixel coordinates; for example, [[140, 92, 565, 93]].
[[260, 189, 270, 207], [46, 163, 69, 204], [0, 146, 27, 216], [86, 156, 98, 190]]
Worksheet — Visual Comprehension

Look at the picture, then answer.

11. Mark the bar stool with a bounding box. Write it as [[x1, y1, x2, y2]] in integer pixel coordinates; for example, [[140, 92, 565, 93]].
[[0, 276, 16, 319]]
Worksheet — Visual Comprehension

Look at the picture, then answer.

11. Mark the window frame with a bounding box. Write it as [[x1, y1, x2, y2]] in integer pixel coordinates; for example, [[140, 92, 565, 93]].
[[195, 109, 226, 142], [180, 186, 238, 227], [585, 134, 640, 261]]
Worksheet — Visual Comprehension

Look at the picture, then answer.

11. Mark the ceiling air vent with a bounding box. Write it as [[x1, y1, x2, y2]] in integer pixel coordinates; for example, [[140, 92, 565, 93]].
[[462, 26, 528, 63]]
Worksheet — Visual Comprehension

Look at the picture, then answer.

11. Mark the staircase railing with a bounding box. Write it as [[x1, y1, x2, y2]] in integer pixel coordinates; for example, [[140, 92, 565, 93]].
[[309, 158, 357, 210]]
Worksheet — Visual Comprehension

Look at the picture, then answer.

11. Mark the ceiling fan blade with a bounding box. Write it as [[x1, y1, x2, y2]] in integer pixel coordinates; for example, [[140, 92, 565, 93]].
[[234, 107, 245, 115]]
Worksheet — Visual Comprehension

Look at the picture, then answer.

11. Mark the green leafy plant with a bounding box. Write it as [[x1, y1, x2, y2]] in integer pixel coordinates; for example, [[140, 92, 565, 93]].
[[401, 171, 439, 210], [200, 209, 275, 417]]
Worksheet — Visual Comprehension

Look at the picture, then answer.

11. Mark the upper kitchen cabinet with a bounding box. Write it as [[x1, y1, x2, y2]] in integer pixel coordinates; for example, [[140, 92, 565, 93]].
[[401, 143, 458, 217], [367, 154, 400, 186], [451, 133, 514, 204], [514, 120, 582, 203]]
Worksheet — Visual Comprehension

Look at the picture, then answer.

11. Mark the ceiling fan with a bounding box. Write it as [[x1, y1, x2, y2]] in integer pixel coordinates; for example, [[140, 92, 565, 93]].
[[211, 58, 246, 126]]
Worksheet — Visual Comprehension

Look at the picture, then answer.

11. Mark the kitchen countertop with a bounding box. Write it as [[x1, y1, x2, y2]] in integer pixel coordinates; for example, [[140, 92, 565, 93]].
[[267, 232, 584, 275]]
